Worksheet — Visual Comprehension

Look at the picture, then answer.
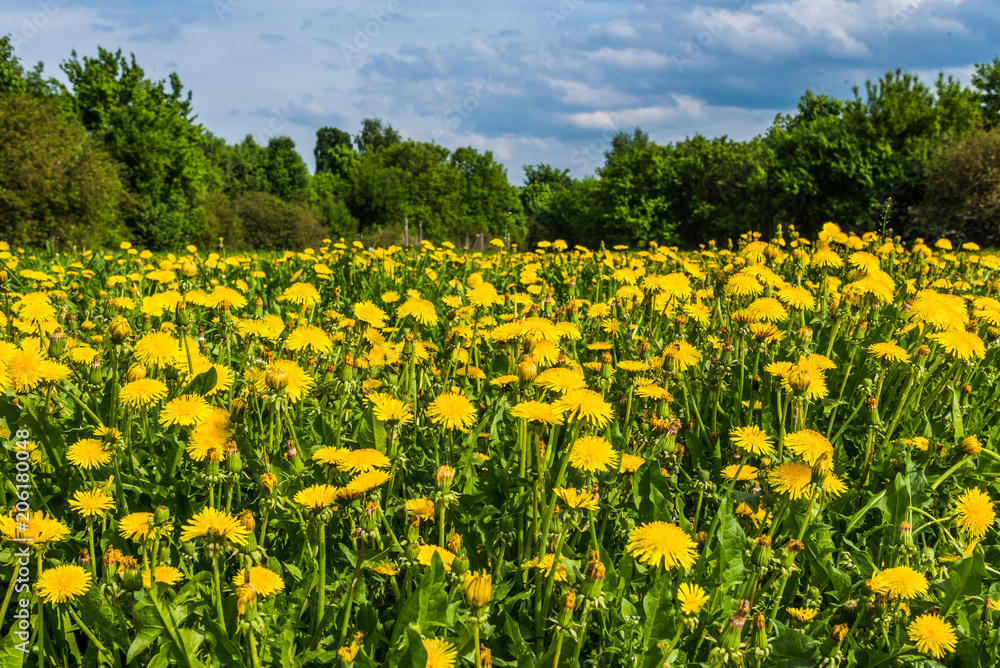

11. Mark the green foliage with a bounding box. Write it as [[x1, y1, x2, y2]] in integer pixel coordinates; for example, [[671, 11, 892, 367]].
[[60, 47, 214, 249], [0, 35, 25, 94], [913, 128, 1000, 243], [314, 126, 353, 176], [0, 93, 128, 247], [232, 190, 328, 250]]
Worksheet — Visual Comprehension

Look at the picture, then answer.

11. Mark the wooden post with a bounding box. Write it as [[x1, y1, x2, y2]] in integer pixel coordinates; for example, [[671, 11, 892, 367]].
[[404, 218, 409, 246], [418, 221, 423, 244]]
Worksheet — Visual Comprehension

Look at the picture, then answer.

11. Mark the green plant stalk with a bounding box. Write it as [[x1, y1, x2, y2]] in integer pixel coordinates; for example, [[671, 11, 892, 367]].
[[551, 629, 566, 668], [540, 525, 569, 640], [695, 460, 745, 578], [37, 553, 44, 668], [570, 599, 593, 665], [335, 541, 364, 648], [87, 520, 98, 580], [879, 371, 916, 450], [212, 552, 226, 632], [249, 632, 262, 668], [0, 568, 18, 637], [473, 618, 482, 668], [67, 606, 119, 667], [316, 522, 328, 638], [769, 486, 820, 619]]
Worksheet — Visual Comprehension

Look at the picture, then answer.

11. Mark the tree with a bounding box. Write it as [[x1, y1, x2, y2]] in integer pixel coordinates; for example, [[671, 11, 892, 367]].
[[264, 136, 310, 201], [451, 147, 522, 239], [61, 47, 213, 249], [356, 118, 401, 155], [972, 56, 1000, 127], [912, 128, 1000, 243], [314, 126, 353, 175], [0, 35, 25, 94], [0, 93, 128, 247]]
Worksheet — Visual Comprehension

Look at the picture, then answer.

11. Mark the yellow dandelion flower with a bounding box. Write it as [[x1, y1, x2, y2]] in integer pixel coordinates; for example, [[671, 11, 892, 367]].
[[568, 435, 618, 472], [37, 565, 91, 604], [427, 391, 477, 432], [68, 489, 115, 518], [870, 565, 928, 599], [954, 488, 995, 540], [626, 521, 697, 570], [784, 429, 833, 467], [554, 487, 599, 511], [66, 438, 112, 469], [232, 565, 285, 596], [159, 394, 212, 428], [134, 332, 181, 369], [294, 484, 339, 510], [553, 389, 613, 429], [520, 553, 568, 581], [120, 378, 169, 408], [677, 582, 709, 614], [768, 462, 813, 500], [142, 566, 184, 587], [118, 512, 170, 542], [422, 638, 458, 668], [417, 545, 456, 571], [730, 425, 774, 457], [908, 614, 957, 659], [180, 507, 251, 546]]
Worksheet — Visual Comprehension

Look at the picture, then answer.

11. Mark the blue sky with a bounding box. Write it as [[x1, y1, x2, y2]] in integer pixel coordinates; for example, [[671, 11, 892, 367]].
[[3, 0, 997, 183]]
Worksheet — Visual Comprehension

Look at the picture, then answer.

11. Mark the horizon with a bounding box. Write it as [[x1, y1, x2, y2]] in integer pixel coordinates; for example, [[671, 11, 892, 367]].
[[2, 0, 996, 185]]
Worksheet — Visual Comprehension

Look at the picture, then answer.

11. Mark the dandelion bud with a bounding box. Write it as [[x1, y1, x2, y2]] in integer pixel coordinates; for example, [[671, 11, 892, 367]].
[[261, 472, 277, 493], [695, 531, 708, 547], [175, 301, 190, 326], [126, 363, 147, 382], [119, 556, 142, 591], [750, 611, 769, 654], [795, 326, 813, 345], [517, 354, 537, 383], [721, 600, 750, 650], [522, 335, 536, 353], [226, 441, 243, 473], [338, 641, 360, 665], [153, 505, 171, 526], [452, 554, 469, 576], [751, 534, 773, 568], [236, 583, 257, 617], [558, 591, 577, 626], [915, 345, 931, 357], [788, 368, 811, 394], [265, 366, 289, 391], [47, 328, 67, 358], [435, 465, 456, 490], [447, 532, 463, 554], [109, 316, 132, 343], [180, 261, 197, 277], [79, 548, 91, 567], [464, 570, 492, 609], [84, 355, 103, 386], [780, 539, 804, 569], [582, 558, 606, 599], [239, 509, 255, 533], [254, 297, 263, 316], [479, 645, 492, 667], [819, 623, 849, 659], [962, 435, 982, 455]]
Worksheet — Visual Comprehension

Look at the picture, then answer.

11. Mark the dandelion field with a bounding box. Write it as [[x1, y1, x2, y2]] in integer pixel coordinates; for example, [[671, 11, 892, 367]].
[[3, 226, 1000, 667]]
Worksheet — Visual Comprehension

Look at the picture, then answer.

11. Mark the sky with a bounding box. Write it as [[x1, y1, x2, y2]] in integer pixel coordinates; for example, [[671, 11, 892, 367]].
[[2, 0, 997, 184]]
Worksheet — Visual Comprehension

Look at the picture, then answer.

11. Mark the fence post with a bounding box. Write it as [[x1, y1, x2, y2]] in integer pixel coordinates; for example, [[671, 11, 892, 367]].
[[418, 221, 423, 245], [404, 218, 409, 246]]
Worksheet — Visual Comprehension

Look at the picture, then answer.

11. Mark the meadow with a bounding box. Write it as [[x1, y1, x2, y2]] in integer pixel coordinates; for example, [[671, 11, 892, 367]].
[[1, 223, 1000, 667]]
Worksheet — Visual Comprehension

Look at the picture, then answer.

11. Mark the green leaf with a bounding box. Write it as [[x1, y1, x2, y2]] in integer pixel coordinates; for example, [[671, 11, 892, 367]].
[[183, 366, 218, 396], [202, 618, 243, 666], [127, 601, 165, 664], [641, 576, 675, 647], [718, 501, 747, 594], [358, 405, 387, 452], [78, 586, 128, 651], [939, 552, 986, 617], [635, 462, 670, 523], [0, 623, 26, 668]]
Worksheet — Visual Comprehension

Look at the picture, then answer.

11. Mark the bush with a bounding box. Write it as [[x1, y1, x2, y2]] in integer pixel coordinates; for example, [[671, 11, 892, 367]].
[[232, 191, 328, 250], [0, 93, 128, 248], [912, 128, 1000, 243]]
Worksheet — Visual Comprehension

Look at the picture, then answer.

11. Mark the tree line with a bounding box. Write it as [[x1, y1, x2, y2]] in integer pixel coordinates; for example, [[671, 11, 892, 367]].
[[2, 35, 1000, 249]]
